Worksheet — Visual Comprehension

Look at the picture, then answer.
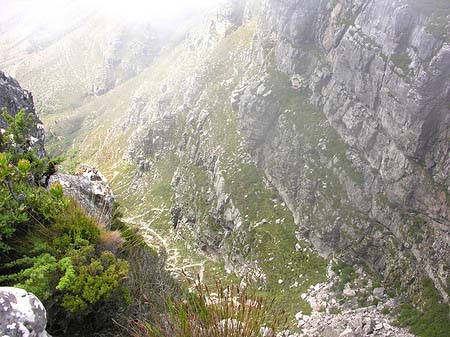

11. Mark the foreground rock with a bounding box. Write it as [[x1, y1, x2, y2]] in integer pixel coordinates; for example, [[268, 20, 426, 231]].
[[0, 287, 51, 337], [49, 164, 115, 228]]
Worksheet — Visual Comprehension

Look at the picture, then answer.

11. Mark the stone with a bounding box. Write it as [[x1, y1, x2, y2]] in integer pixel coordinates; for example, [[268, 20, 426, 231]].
[[339, 327, 355, 337], [362, 318, 375, 335], [0, 71, 45, 158], [260, 326, 274, 337], [373, 287, 385, 298], [0, 287, 51, 337], [343, 285, 356, 297], [48, 164, 115, 228]]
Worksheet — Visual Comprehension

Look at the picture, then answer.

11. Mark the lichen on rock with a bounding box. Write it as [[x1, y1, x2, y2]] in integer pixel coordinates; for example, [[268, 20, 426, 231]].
[[0, 287, 51, 337], [48, 164, 115, 228]]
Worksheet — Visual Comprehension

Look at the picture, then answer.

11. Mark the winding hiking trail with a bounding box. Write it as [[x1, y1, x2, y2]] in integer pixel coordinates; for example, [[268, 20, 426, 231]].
[[123, 216, 206, 283]]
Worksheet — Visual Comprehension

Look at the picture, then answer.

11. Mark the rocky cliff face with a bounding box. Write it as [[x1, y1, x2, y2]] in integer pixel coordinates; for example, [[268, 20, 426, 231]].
[[54, 0, 448, 305], [236, 0, 450, 302]]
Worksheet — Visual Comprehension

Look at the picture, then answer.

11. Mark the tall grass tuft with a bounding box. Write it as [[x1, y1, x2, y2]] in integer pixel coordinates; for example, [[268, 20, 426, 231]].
[[127, 277, 288, 337]]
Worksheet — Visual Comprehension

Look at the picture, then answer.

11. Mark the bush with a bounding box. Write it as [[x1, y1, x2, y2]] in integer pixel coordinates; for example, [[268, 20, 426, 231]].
[[332, 260, 356, 290], [59, 247, 129, 313], [0, 110, 130, 336]]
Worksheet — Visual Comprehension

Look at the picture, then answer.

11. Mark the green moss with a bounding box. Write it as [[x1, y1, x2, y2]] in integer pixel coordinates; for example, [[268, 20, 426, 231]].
[[381, 307, 391, 315], [330, 307, 342, 315], [398, 277, 450, 337], [391, 53, 412, 75], [332, 260, 357, 290]]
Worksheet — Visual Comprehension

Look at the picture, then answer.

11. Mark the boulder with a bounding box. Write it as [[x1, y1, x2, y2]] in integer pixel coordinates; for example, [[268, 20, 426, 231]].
[[373, 287, 385, 298], [343, 285, 356, 297], [0, 287, 51, 337], [48, 164, 115, 228]]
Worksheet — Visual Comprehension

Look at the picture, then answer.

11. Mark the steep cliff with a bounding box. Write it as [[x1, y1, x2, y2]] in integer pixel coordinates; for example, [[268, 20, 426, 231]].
[[241, 0, 450, 302], [105, 0, 450, 305], [2, 0, 449, 333]]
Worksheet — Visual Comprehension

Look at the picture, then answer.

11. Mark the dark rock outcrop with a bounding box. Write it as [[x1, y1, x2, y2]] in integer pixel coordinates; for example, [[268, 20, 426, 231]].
[[0, 70, 45, 158]]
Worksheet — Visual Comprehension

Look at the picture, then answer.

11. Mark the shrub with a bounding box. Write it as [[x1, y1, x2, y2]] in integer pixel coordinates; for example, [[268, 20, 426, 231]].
[[59, 247, 129, 312], [128, 279, 288, 337], [0, 110, 131, 336], [332, 260, 356, 290]]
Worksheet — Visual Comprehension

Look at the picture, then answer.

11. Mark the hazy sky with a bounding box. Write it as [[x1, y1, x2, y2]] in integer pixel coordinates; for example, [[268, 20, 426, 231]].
[[0, 0, 226, 40], [1, 0, 225, 23], [99, 0, 223, 21]]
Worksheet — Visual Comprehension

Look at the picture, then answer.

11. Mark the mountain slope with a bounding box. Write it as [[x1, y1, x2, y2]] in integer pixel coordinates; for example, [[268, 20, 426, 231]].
[[1, 0, 449, 333]]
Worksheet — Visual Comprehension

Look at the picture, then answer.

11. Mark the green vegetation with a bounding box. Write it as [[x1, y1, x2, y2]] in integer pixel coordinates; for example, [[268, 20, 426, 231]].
[[0, 110, 133, 335], [332, 260, 357, 290], [391, 52, 412, 76], [381, 307, 391, 315], [398, 277, 450, 337], [223, 161, 328, 316], [129, 280, 289, 337]]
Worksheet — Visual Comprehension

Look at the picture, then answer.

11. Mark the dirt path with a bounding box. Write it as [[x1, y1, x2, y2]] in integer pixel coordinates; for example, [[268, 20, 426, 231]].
[[123, 217, 206, 283]]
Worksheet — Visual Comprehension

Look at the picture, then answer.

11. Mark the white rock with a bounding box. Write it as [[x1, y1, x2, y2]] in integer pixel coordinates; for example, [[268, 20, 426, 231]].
[[0, 287, 51, 337], [260, 326, 274, 337], [343, 285, 356, 297], [339, 327, 355, 337], [373, 287, 385, 298]]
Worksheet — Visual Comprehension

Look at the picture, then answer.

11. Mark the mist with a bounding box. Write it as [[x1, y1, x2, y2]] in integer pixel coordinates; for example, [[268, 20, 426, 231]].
[[0, 0, 225, 34]]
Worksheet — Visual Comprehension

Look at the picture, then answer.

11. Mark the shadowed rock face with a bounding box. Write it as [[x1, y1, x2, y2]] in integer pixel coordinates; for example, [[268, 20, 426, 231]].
[[0, 287, 51, 337], [0, 70, 45, 158]]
